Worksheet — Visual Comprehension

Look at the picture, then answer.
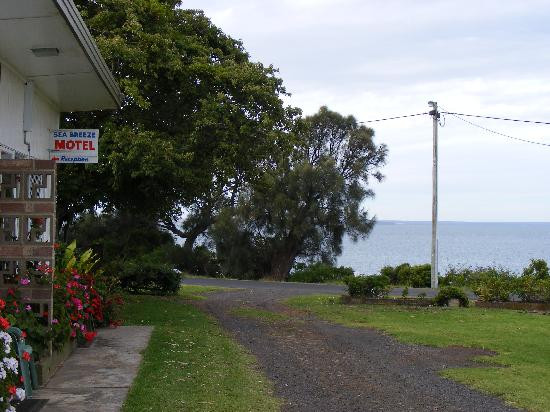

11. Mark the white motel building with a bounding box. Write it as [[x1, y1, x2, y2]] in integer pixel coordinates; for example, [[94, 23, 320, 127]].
[[0, 0, 121, 384], [0, 0, 121, 160]]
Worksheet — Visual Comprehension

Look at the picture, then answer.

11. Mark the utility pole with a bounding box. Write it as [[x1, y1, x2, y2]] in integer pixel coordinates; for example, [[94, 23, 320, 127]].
[[428, 101, 439, 289]]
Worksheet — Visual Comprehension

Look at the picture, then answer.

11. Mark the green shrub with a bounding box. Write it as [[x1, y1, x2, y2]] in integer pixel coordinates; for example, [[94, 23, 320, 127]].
[[515, 275, 550, 303], [118, 259, 182, 295], [471, 269, 515, 302], [344, 275, 390, 298], [434, 286, 469, 307], [440, 267, 476, 287], [408, 264, 432, 287], [173, 245, 221, 277], [377, 263, 432, 287], [380, 265, 399, 284], [395, 263, 411, 284], [522, 259, 549, 280], [441, 260, 550, 303], [289, 263, 354, 283]]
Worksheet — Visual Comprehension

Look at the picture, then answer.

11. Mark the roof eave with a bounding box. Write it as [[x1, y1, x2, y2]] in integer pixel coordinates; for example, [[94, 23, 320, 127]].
[[53, 0, 123, 110]]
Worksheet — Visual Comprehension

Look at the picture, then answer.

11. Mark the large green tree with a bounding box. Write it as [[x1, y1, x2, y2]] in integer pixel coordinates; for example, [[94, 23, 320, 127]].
[[211, 107, 387, 280], [58, 0, 298, 240]]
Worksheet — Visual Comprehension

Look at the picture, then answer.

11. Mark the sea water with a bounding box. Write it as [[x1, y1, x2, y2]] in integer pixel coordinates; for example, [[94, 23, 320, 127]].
[[337, 221, 550, 275]]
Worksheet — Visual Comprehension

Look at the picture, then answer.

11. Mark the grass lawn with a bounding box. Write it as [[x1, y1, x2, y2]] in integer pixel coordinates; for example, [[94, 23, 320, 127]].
[[178, 284, 239, 300], [287, 295, 550, 412], [230, 307, 290, 322], [122, 288, 280, 412]]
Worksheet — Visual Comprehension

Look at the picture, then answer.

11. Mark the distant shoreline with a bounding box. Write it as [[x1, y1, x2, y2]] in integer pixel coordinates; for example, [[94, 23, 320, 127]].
[[377, 220, 550, 225]]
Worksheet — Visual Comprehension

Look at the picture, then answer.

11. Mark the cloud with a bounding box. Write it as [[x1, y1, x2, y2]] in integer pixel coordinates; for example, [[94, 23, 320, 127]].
[[181, 0, 550, 221]]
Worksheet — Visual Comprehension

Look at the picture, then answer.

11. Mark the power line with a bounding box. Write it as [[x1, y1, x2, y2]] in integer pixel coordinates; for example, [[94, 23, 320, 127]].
[[357, 106, 550, 147], [358, 112, 429, 123], [440, 111, 550, 126], [441, 108, 550, 147]]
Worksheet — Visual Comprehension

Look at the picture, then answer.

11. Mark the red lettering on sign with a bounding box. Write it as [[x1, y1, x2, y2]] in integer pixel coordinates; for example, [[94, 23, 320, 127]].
[[53, 139, 96, 152]]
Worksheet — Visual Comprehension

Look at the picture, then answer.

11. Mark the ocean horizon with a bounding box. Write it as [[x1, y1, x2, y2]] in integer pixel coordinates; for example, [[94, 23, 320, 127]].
[[337, 220, 550, 275]]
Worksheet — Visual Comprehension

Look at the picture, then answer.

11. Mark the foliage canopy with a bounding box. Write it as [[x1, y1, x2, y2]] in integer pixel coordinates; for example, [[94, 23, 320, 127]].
[[58, 0, 298, 239], [212, 106, 387, 279]]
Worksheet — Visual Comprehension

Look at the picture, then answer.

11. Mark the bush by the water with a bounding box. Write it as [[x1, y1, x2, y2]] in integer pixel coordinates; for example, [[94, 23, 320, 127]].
[[514, 260, 550, 303], [380, 263, 431, 287], [289, 263, 354, 283], [468, 268, 515, 302], [434, 286, 469, 307], [515, 275, 550, 303], [522, 259, 549, 280], [345, 275, 390, 298], [440, 259, 550, 303]]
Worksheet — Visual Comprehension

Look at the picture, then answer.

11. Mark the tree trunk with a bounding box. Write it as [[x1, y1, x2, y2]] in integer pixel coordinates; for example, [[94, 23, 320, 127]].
[[183, 232, 200, 251], [269, 248, 298, 281], [160, 216, 214, 251]]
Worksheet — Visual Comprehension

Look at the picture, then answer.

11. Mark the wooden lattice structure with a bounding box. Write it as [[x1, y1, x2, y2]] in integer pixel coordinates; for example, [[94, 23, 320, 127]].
[[0, 160, 56, 323]]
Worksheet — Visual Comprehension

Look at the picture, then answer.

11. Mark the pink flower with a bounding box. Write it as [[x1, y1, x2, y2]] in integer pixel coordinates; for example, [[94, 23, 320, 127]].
[[20, 278, 30, 286], [51, 318, 59, 325], [25, 305, 31, 311]]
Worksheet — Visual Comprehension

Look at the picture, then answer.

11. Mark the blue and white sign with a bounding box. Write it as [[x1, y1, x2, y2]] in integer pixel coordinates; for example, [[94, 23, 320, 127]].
[[50, 129, 99, 163]]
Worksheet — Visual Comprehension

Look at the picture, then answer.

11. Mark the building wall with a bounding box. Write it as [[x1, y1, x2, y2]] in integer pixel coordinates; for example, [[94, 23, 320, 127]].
[[0, 62, 59, 159]]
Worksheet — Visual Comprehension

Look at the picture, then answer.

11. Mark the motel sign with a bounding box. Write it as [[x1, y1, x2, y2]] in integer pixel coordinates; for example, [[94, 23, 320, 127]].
[[50, 129, 99, 163]]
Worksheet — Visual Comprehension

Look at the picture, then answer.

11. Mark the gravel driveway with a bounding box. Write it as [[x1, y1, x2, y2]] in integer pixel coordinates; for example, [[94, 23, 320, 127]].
[[184, 278, 519, 412]]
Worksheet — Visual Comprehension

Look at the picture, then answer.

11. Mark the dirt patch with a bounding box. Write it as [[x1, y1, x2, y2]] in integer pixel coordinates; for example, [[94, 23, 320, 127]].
[[193, 287, 521, 412]]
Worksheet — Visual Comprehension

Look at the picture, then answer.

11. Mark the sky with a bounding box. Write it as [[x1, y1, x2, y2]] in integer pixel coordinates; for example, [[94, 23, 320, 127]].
[[182, 0, 550, 222]]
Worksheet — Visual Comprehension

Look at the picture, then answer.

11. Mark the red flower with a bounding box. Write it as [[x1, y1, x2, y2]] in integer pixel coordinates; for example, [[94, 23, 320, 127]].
[[0, 317, 10, 330], [0, 299, 5, 310], [8, 385, 16, 395], [20, 376, 24, 383], [7, 289, 15, 296], [21, 330, 27, 339], [22, 351, 31, 362], [84, 331, 97, 342]]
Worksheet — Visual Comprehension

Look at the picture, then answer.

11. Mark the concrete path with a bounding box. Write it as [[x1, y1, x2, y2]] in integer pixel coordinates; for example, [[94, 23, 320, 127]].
[[32, 326, 153, 412]]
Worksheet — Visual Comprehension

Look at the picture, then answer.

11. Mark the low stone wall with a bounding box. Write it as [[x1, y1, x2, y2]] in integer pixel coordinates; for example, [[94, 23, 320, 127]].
[[340, 295, 434, 306], [475, 301, 550, 312], [36, 339, 77, 386], [340, 295, 550, 312]]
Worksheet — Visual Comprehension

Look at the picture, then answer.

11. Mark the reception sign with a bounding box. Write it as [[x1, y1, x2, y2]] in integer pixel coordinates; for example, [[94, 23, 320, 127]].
[[50, 129, 99, 163]]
